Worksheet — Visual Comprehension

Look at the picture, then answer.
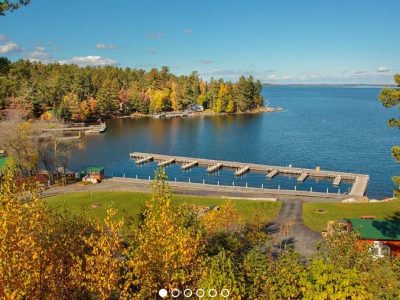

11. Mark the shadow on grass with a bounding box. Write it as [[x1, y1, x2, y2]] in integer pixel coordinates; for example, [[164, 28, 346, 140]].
[[372, 211, 400, 239]]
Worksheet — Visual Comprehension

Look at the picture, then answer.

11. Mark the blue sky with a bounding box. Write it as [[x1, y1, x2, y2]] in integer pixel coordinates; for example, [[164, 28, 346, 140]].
[[0, 0, 399, 84]]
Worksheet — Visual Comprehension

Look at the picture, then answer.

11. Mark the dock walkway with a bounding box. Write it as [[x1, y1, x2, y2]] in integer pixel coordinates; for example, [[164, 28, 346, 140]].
[[129, 152, 369, 197]]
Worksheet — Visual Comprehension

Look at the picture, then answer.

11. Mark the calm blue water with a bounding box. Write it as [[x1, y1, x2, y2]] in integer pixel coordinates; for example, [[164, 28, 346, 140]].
[[70, 86, 400, 198]]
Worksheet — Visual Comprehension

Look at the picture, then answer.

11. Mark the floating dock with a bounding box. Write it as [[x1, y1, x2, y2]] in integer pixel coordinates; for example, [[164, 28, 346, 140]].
[[297, 172, 308, 182], [129, 152, 369, 197], [42, 123, 106, 134], [135, 155, 153, 165], [158, 158, 175, 167], [333, 175, 342, 186], [235, 166, 250, 176], [267, 169, 278, 179], [181, 161, 198, 170], [207, 163, 223, 173]]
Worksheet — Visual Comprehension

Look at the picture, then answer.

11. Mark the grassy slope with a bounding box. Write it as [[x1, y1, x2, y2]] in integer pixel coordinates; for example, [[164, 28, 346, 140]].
[[46, 192, 281, 226], [303, 201, 400, 232]]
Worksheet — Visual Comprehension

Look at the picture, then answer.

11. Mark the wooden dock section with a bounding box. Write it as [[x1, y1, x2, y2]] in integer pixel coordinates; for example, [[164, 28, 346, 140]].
[[207, 163, 223, 173], [349, 176, 369, 197], [158, 158, 175, 167], [297, 172, 308, 182], [333, 175, 342, 186], [267, 169, 278, 179], [129, 152, 369, 197], [181, 161, 198, 170], [135, 156, 153, 165], [235, 166, 250, 176], [42, 123, 106, 133]]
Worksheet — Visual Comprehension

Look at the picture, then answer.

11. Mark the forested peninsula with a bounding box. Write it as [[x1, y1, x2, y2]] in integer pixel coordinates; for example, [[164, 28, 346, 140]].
[[0, 57, 265, 121]]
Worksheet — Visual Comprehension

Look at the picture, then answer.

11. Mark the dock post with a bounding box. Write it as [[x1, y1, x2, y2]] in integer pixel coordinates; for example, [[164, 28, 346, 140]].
[[262, 184, 264, 189], [326, 188, 328, 193], [310, 187, 312, 192]]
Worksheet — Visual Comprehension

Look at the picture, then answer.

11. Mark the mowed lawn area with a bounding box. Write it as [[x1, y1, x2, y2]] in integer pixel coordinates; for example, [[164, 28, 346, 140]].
[[46, 192, 282, 226], [303, 201, 400, 232]]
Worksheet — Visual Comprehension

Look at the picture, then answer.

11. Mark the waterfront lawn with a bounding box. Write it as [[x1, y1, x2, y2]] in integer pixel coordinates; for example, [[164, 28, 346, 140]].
[[303, 201, 400, 232], [46, 192, 281, 226]]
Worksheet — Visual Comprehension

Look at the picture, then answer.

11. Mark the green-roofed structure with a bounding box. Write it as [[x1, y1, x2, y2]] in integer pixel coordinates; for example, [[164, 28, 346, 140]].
[[345, 218, 400, 257], [0, 157, 9, 174], [86, 166, 105, 182]]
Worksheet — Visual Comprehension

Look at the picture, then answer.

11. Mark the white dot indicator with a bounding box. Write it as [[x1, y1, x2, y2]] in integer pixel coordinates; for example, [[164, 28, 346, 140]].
[[171, 288, 181, 298], [196, 289, 205, 298], [158, 288, 168, 298], [208, 289, 218, 298], [183, 289, 193, 297], [221, 289, 230, 298]]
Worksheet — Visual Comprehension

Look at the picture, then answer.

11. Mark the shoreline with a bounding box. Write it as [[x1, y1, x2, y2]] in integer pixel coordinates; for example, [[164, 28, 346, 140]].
[[127, 106, 284, 120]]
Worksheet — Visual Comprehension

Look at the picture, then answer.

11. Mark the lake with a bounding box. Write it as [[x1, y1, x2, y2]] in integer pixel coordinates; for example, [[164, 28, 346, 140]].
[[69, 86, 399, 198]]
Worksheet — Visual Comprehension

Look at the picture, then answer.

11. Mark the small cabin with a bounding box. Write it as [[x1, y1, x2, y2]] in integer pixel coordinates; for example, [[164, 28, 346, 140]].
[[86, 166, 105, 182], [188, 104, 204, 112], [345, 218, 400, 257]]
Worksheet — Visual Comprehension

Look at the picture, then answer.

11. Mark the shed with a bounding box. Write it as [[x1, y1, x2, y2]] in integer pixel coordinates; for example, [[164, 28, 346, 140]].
[[86, 166, 105, 182], [345, 218, 400, 256]]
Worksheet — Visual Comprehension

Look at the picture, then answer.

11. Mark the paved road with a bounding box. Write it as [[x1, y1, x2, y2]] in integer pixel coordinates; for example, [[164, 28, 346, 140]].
[[266, 199, 321, 259], [43, 177, 343, 203]]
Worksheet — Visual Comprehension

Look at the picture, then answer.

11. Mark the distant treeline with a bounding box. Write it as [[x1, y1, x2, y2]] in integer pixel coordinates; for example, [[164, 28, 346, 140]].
[[0, 57, 264, 121]]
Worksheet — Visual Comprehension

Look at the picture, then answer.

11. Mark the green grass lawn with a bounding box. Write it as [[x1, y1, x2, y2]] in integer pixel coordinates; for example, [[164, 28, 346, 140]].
[[46, 192, 281, 226], [303, 201, 400, 232]]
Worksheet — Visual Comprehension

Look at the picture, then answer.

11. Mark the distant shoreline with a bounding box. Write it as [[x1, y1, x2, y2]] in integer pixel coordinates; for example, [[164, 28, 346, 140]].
[[263, 83, 395, 88]]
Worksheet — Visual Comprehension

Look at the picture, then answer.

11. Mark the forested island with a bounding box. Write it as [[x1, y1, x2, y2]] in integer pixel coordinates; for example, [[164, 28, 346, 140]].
[[0, 57, 265, 121]]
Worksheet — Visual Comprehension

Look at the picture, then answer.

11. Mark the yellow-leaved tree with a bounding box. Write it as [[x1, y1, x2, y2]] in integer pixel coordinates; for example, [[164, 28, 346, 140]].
[[0, 162, 91, 299], [122, 168, 205, 299], [72, 208, 124, 299], [0, 162, 47, 299]]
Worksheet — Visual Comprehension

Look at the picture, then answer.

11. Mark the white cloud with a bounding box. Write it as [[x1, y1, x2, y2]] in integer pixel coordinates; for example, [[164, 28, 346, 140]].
[[96, 43, 118, 49], [200, 59, 213, 64], [27, 46, 52, 63], [60, 55, 118, 66], [172, 64, 181, 68], [352, 70, 368, 76], [0, 41, 21, 54], [148, 48, 157, 54], [377, 66, 390, 73], [148, 32, 164, 39], [0, 34, 7, 41], [182, 29, 192, 35]]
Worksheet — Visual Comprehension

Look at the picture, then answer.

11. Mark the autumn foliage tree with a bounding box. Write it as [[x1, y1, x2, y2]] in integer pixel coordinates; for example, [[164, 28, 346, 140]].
[[380, 74, 400, 195], [0, 58, 265, 120], [122, 169, 204, 298]]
